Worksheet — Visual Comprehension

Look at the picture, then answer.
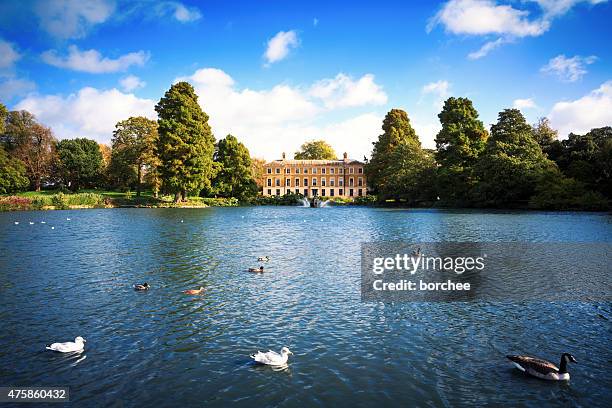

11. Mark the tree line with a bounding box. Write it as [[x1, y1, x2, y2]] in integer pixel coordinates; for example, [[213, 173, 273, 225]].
[[1, 86, 610, 210], [366, 98, 611, 210], [0, 82, 260, 202]]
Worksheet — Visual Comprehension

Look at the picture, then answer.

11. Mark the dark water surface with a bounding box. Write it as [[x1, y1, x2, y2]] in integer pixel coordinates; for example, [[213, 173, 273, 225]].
[[0, 207, 610, 407]]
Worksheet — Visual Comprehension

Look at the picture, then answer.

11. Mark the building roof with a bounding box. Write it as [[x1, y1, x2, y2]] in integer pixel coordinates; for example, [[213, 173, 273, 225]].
[[266, 158, 364, 165]]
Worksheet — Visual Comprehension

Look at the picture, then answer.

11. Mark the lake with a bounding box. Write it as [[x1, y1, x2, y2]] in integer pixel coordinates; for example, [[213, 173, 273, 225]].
[[0, 207, 611, 407]]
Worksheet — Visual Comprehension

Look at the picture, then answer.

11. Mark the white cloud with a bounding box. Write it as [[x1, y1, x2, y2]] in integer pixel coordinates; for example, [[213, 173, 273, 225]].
[[0, 77, 36, 101], [0, 39, 21, 69], [309, 74, 387, 109], [428, 0, 607, 59], [428, 0, 549, 37], [175, 68, 390, 159], [15, 87, 156, 143], [541, 54, 597, 82], [41, 45, 150, 74], [34, 0, 115, 39], [513, 98, 538, 109], [264, 30, 299, 65], [154, 2, 202, 22], [420, 80, 451, 108], [119, 75, 146, 92], [548, 81, 612, 138], [467, 37, 507, 59]]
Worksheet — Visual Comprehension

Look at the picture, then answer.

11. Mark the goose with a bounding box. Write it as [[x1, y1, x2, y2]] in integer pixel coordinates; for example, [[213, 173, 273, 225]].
[[134, 283, 150, 291], [251, 347, 293, 366], [257, 256, 270, 262], [46, 337, 86, 353], [183, 287, 204, 295], [507, 353, 577, 380], [248, 266, 264, 273]]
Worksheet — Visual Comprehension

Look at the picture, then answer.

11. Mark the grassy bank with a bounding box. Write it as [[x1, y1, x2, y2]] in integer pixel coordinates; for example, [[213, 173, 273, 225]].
[[0, 190, 239, 211]]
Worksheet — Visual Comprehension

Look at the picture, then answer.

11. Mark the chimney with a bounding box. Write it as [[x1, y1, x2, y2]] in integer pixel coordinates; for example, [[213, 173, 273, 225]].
[[282, 152, 286, 159], [343, 152, 348, 160]]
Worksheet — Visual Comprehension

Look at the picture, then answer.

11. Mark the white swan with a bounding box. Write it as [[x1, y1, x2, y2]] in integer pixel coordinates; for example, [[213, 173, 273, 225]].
[[250, 347, 293, 366], [257, 256, 270, 262], [46, 336, 86, 353]]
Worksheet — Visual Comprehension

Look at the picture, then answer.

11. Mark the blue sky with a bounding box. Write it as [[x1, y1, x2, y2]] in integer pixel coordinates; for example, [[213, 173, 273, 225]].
[[0, 0, 610, 160]]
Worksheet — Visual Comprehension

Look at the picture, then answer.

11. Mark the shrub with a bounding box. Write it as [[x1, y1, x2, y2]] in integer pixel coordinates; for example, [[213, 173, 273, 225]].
[[353, 195, 377, 205], [0, 196, 32, 211], [51, 193, 70, 210]]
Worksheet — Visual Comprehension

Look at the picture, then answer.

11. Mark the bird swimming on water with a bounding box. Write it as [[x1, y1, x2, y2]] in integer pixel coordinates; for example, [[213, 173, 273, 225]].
[[257, 256, 270, 262], [134, 283, 150, 291], [46, 336, 86, 353], [507, 353, 577, 380], [184, 287, 204, 295], [248, 266, 264, 273], [250, 347, 293, 366]]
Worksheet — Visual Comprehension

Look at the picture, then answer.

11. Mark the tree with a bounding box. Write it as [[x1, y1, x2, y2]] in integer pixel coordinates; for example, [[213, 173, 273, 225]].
[[475, 109, 557, 206], [1, 110, 57, 191], [434, 97, 488, 204], [367, 109, 420, 194], [155, 82, 215, 202], [110, 117, 159, 196], [532, 117, 558, 158], [212, 134, 258, 201], [250, 157, 266, 191], [0, 102, 7, 134], [0, 146, 29, 194], [380, 139, 437, 203], [56, 138, 103, 191], [294, 140, 337, 160]]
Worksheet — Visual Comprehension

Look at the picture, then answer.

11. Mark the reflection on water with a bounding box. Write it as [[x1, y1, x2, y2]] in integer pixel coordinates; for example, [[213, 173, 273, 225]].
[[0, 207, 611, 407]]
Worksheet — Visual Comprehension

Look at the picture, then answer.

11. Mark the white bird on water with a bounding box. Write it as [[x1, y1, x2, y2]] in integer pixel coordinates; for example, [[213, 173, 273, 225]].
[[29, 222, 34, 225], [14, 222, 19, 225], [41, 221, 46, 224], [66, 218, 71, 221], [46, 336, 86, 353], [250, 347, 293, 366]]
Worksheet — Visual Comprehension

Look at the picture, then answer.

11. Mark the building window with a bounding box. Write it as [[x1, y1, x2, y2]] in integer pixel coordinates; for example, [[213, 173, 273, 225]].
[[339, 189, 344, 196], [330, 168, 335, 174], [312, 168, 317, 174], [276, 168, 280, 174], [304, 178, 308, 186], [276, 179, 280, 186], [276, 189, 280, 196], [358, 177, 363, 187], [339, 179, 343, 186], [349, 167, 354, 174], [321, 178, 326, 186], [339, 168, 343, 174], [349, 189, 354, 197], [267, 189, 271, 195], [286, 168, 291, 174], [330, 178, 335, 186], [358, 167, 363, 174], [286, 179, 291, 186], [304, 189, 308, 196], [322, 189, 326, 196], [296, 168, 300, 174], [330, 189, 335, 197], [312, 178, 317, 186], [295, 188, 299, 194], [267, 168, 272, 174], [295, 178, 300, 187], [267, 178, 271, 187], [304, 168, 308, 174], [322, 168, 326, 174], [358, 189, 363, 196], [349, 178, 354, 187], [312, 189, 318, 196]]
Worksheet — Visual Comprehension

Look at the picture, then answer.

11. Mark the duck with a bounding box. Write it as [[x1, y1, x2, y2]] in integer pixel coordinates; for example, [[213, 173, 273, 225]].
[[183, 286, 204, 295], [257, 256, 270, 262], [507, 353, 577, 380], [248, 266, 264, 273], [134, 283, 150, 291], [412, 247, 421, 258], [46, 336, 86, 353], [250, 347, 293, 366]]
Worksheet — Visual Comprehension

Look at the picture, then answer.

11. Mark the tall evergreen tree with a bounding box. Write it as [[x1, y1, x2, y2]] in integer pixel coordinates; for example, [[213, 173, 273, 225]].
[[212, 134, 258, 201], [475, 109, 556, 206], [155, 82, 215, 202], [367, 109, 420, 194], [532, 117, 558, 158], [435, 97, 488, 205]]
